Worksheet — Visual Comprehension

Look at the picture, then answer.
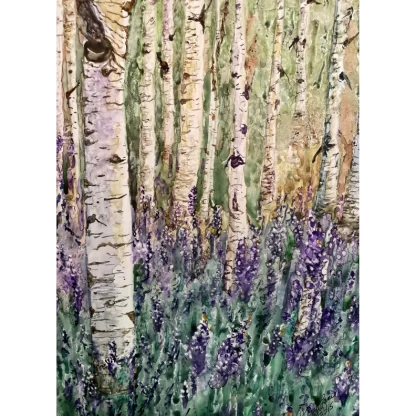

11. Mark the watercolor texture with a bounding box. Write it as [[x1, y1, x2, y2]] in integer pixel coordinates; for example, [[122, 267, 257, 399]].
[[56, 0, 359, 414]]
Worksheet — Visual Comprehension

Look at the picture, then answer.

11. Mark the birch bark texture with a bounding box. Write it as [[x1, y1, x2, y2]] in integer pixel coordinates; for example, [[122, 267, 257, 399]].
[[172, 0, 205, 224], [161, 0, 176, 174], [260, 0, 285, 214], [339, 130, 359, 236], [138, 0, 157, 205], [78, 0, 135, 394], [224, 0, 249, 292], [200, 0, 222, 221], [294, 0, 310, 119], [341, 22, 361, 234], [313, 0, 354, 216], [57, 0, 65, 224], [63, 0, 84, 240]]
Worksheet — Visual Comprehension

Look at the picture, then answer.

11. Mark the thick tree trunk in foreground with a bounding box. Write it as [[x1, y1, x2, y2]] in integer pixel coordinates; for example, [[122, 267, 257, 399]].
[[63, 0, 84, 240], [57, 0, 65, 224], [224, 0, 248, 292], [138, 0, 157, 207], [161, 0, 176, 175], [313, 0, 354, 216], [172, 0, 205, 225], [260, 0, 285, 216], [200, 0, 221, 222], [78, 0, 135, 394]]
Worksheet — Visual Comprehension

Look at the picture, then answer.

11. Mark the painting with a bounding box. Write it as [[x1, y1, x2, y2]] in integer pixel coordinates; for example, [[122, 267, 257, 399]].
[[56, 0, 359, 414]]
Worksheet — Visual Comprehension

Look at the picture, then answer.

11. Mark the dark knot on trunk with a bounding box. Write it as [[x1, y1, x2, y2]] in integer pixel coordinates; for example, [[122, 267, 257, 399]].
[[84, 37, 112, 63]]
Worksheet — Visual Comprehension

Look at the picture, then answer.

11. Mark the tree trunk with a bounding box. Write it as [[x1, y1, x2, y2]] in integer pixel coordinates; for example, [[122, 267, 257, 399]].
[[313, 0, 354, 216], [339, 129, 359, 237], [63, 0, 84, 241], [260, 0, 285, 216], [224, 0, 248, 292], [138, 0, 157, 207], [78, 0, 135, 394], [161, 0, 176, 176], [172, 0, 205, 225], [200, 0, 221, 222], [294, 0, 310, 119], [57, 0, 65, 225]]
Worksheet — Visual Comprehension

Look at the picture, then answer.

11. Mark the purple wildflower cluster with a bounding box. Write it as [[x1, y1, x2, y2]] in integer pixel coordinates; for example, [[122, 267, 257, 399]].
[[347, 296, 359, 332], [235, 238, 261, 302], [151, 296, 164, 333], [327, 224, 349, 268], [265, 207, 288, 312], [264, 325, 284, 366], [320, 299, 343, 336], [209, 318, 250, 389], [56, 245, 84, 322], [210, 205, 223, 236], [57, 134, 64, 154], [333, 361, 354, 406], [188, 186, 198, 228], [188, 314, 210, 377], [106, 340, 118, 377]]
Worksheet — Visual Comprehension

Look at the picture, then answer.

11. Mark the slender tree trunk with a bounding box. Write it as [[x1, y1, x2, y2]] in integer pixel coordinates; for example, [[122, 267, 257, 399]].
[[294, 0, 310, 119], [172, 0, 205, 225], [293, 257, 329, 339], [224, 0, 248, 292], [63, 0, 84, 241], [57, 0, 65, 225], [260, 0, 285, 216], [138, 0, 157, 207], [313, 0, 354, 216], [78, 0, 135, 394], [161, 0, 176, 176], [200, 0, 221, 222], [339, 129, 359, 236]]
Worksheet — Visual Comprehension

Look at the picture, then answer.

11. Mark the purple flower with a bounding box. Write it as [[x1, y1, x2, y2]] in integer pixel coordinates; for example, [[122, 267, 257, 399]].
[[235, 239, 260, 302], [264, 325, 284, 366], [334, 368, 351, 406], [188, 314, 210, 376], [106, 340, 118, 377], [209, 319, 250, 389], [57, 135, 64, 154], [188, 186, 197, 217], [348, 296, 359, 332]]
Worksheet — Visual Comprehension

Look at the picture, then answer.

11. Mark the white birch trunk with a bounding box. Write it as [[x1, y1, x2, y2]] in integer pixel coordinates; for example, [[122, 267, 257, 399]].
[[260, 0, 285, 213], [342, 26, 361, 234], [339, 131, 359, 236], [294, 0, 310, 118], [224, 0, 248, 292], [63, 0, 83, 240], [138, 0, 157, 204], [57, 0, 65, 223], [200, 0, 221, 221], [293, 257, 328, 339], [313, 0, 353, 216], [80, 0, 134, 394], [161, 0, 176, 173], [172, 0, 205, 224]]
